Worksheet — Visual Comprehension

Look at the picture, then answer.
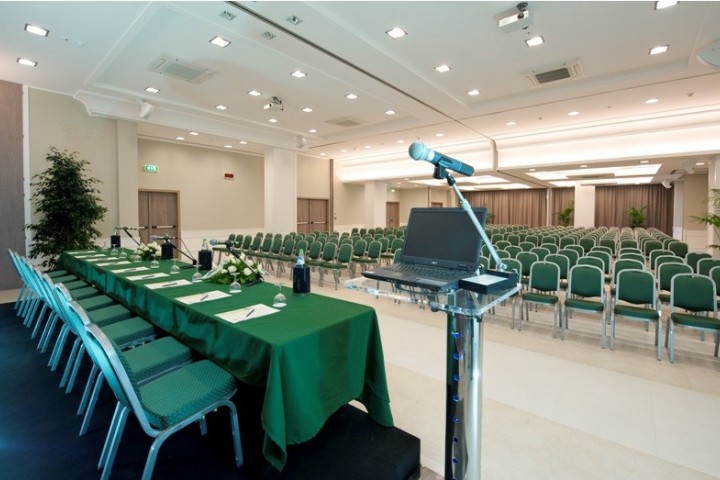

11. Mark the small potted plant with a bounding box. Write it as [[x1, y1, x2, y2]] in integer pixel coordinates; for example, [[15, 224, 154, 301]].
[[557, 201, 574, 227], [627, 205, 648, 228]]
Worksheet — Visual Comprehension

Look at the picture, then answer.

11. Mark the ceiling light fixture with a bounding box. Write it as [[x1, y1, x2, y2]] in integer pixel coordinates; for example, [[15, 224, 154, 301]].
[[302, 107, 313, 113], [239, 140, 247, 144], [467, 89, 480, 96], [268, 118, 278, 123], [506, 121, 517, 126], [210, 36, 230, 48], [568, 111, 580, 116], [176, 136, 185, 141], [386, 27, 407, 39], [291, 70, 307, 78], [650, 44, 669, 55], [645, 98, 659, 104], [17, 57, 37, 67], [287, 15, 303, 26], [215, 104, 228, 110], [435, 64, 451, 73], [189, 131, 199, 136], [345, 93, 358, 100], [247, 90, 262, 96], [145, 86, 159, 94], [525, 35, 544, 47], [24, 24, 48, 37], [224, 144, 232, 149], [655, 0, 678, 10], [308, 129, 317, 133], [385, 110, 396, 115], [435, 133, 444, 137]]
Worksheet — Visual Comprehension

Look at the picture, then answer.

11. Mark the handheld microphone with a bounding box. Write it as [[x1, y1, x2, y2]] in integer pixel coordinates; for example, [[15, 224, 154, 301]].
[[150, 234, 177, 241], [116, 226, 140, 231], [408, 142, 475, 177], [209, 239, 233, 247]]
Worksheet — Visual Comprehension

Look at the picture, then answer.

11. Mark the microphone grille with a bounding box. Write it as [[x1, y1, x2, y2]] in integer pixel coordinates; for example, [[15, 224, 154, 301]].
[[408, 142, 428, 161]]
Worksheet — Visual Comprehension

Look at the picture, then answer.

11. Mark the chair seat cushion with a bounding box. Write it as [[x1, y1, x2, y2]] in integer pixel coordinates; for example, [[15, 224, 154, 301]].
[[47, 269, 71, 278], [51, 274, 78, 283], [658, 292, 671, 304], [522, 292, 559, 305], [670, 312, 720, 330], [70, 286, 103, 301], [614, 304, 659, 321], [122, 336, 192, 383], [102, 316, 156, 348], [77, 293, 114, 310], [565, 298, 604, 312], [140, 360, 236, 429], [64, 280, 89, 290], [87, 304, 132, 327]]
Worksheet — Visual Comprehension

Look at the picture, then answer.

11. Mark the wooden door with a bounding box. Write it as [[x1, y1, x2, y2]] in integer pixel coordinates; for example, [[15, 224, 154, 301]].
[[386, 202, 400, 228], [138, 191, 180, 249], [297, 198, 328, 234], [431, 202, 443, 208]]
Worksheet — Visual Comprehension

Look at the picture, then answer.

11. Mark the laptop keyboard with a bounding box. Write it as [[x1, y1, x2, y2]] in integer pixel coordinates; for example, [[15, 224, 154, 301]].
[[383, 263, 466, 280]]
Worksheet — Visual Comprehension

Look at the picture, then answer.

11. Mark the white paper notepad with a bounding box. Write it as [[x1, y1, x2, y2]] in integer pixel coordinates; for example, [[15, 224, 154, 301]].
[[145, 279, 192, 290], [176, 290, 230, 305], [216, 304, 279, 323], [126, 272, 169, 281], [75, 254, 107, 259], [112, 266, 150, 274], [96, 260, 131, 267]]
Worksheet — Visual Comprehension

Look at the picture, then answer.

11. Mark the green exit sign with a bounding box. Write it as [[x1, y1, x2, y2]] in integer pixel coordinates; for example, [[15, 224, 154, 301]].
[[143, 164, 158, 173]]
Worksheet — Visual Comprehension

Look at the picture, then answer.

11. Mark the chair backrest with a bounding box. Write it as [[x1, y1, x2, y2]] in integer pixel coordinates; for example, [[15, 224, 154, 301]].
[[544, 254, 569, 281], [378, 237, 389, 252], [586, 250, 611, 274], [559, 236, 577, 248], [321, 242, 337, 262], [336, 243, 353, 263], [530, 247, 550, 261], [649, 249, 673, 269], [686, 251, 712, 272], [654, 254, 684, 272], [697, 257, 720, 277], [611, 258, 645, 286], [392, 248, 403, 264], [353, 239, 368, 257], [616, 269, 656, 307], [591, 245, 613, 256], [667, 241, 689, 258], [599, 238, 616, 254], [502, 258, 521, 277], [516, 251, 539, 276], [642, 239, 663, 258], [528, 261, 560, 293], [518, 241, 535, 252], [524, 235, 539, 246], [578, 237, 595, 253], [557, 248, 579, 268], [506, 234, 520, 246], [504, 245, 522, 258], [709, 266, 720, 296], [565, 244, 585, 258], [657, 262, 693, 292], [366, 240, 382, 259], [540, 243, 558, 254], [281, 238, 295, 256], [671, 273, 718, 314], [270, 237, 283, 254], [618, 252, 645, 265], [306, 240, 323, 260], [619, 239, 638, 250], [567, 264, 604, 300], [577, 255, 604, 271]]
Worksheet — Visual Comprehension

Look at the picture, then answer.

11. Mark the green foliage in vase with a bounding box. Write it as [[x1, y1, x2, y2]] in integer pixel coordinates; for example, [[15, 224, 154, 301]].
[[626, 205, 648, 229], [27, 148, 107, 269], [557, 200, 574, 227]]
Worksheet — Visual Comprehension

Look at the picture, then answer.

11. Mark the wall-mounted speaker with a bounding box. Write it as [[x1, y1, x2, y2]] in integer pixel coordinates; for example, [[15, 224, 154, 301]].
[[138, 100, 154, 119], [698, 38, 720, 69], [662, 179, 672, 189]]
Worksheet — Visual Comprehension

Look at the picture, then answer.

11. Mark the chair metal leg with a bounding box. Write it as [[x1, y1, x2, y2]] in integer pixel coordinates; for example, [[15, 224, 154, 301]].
[[80, 371, 105, 435], [100, 405, 130, 479], [68, 345, 87, 394], [39, 313, 60, 353], [77, 361, 97, 415], [49, 325, 70, 370], [60, 338, 82, 389]]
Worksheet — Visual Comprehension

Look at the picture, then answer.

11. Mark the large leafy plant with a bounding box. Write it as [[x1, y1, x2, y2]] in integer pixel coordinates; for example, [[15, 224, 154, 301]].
[[626, 205, 648, 228], [27, 148, 107, 269], [692, 188, 720, 250], [557, 200, 574, 226]]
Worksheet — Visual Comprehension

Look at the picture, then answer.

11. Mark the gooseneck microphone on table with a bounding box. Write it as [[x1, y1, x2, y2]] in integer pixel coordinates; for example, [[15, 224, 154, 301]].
[[112, 226, 142, 247], [209, 239, 263, 279], [150, 234, 197, 265], [408, 141, 475, 177]]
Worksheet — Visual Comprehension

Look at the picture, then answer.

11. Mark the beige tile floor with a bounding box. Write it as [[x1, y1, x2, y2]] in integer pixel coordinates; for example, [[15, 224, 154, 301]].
[[5, 267, 720, 479]]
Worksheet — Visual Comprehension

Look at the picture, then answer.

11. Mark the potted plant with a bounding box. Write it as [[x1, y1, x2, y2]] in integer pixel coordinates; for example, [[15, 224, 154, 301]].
[[692, 188, 720, 250], [26, 148, 107, 269], [557, 200, 574, 226], [626, 205, 648, 228]]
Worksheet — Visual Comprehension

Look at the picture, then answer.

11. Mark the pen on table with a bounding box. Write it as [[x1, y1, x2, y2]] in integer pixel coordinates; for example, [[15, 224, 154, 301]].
[[245, 309, 255, 318], [199, 294, 209, 302]]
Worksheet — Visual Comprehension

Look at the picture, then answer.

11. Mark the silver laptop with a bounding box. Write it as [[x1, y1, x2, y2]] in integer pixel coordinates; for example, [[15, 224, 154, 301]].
[[362, 207, 486, 292]]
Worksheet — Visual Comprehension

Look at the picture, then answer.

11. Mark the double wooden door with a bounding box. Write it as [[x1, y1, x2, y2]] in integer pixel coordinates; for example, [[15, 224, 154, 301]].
[[297, 198, 328, 234], [138, 190, 180, 247]]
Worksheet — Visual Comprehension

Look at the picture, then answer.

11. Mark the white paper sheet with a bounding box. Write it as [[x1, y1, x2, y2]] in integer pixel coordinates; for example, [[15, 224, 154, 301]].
[[75, 254, 107, 259], [126, 272, 169, 281], [145, 279, 192, 290], [176, 290, 231, 305], [215, 304, 279, 323], [112, 266, 150, 274], [96, 260, 131, 267]]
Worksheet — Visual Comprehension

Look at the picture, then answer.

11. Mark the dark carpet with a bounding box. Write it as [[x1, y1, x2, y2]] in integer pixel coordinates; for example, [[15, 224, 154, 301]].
[[0, 302, 420, 479]]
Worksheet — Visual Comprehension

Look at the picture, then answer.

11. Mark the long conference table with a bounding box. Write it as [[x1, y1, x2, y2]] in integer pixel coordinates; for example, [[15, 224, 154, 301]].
[[60, 249, 394, 471]]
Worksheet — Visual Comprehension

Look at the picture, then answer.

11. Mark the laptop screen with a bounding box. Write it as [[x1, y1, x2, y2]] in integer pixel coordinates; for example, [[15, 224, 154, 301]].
[[401, 207, 487, 270]]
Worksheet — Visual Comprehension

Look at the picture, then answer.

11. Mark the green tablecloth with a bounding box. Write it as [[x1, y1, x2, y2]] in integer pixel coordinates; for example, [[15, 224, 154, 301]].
[[61, 250, 393, 470]]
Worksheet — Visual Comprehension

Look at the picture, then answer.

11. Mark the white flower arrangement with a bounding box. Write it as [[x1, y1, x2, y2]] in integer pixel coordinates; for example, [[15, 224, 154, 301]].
[[206, 252, 263, 285], [134, 241, 160, 261]]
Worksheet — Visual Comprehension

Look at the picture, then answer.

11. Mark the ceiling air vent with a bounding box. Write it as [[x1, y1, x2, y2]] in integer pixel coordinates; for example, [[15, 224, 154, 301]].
[[326, 116, 366, 128], [147, 54, 214, 84], [524, 59, 583, 87]]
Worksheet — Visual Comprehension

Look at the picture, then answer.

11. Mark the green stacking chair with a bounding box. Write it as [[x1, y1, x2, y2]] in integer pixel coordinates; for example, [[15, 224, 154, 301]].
[[309, 242, 337, 286], [653, 254, 684, 273], [667, 241, 689, 259], [685, 251, 712, 273], [74, 305, 243, 480], [513, 261, 562, 338], [649, 249, 673, 270], [657, 262, 693, 306], [697, 257, 720, 277], [322, 243, 353, 289], [564, 264, 607, 343], [609, 269, 662, 360], [666, 274, 720, 363]]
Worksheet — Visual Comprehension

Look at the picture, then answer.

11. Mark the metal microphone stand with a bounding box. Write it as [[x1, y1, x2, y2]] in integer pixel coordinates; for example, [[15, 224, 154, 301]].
[[164, 239, 197, 266], [122, 227, 141, 246]]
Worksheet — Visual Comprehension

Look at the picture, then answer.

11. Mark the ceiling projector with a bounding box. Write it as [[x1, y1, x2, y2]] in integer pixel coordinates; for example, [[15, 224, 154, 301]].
[[263, 96, 284, 112]]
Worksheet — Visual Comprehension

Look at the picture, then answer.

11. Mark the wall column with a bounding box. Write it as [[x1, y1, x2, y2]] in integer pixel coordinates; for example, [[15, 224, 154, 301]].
[[574, 185, 596, 228], [116, 120, 139, 228], [264, 147, 297, 233], [364, 181, 387, 228], [708, 156, 720, 255]]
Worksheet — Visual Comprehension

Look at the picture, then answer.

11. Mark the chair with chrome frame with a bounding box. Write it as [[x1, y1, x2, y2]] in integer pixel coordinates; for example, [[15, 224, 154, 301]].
[[653, 254, 684, 273], [609, 269, 662, 360], [665, 273, 720, 363], [513, 261, 562, 338], [70, 302, 243, 480], [563, 264, 607, 343]]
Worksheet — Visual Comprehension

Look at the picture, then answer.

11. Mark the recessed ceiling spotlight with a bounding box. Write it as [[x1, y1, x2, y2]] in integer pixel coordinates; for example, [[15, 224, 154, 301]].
[[320, 153, 326, 156], [261, 31, 277, 40], [386, 27, 407, 39], [210, 36, 231, 48], [224, 144, 232, 149], [308, 129, 317, 133], [568, 111, 580, 116], [302, 107, 313, 113], [268, 118, 278, 123], [287, 15, 303, 25], [645, 98, 660, 104], [580, 164, 588, 168], [341, 149, 348, 153], [17, 58, 37, 67], [525, 35, 544, 47], [25, 24, 48, 37], [385, 110, 396, 115], [364, 145, 372, 149], [655, 0, 678, 10], [397, 140, 405, 144], [291, 70, 307, 78], [529, 168, 536, 172], [145, 86, 160, 94], [435, 64, 451, 73], [189, 131, 199, 136], [506, 121, 517, 126], [345, 93, 358, 100], [176, 136, 185, 141], [435, 133, 444, 137], [239, 140, 247, 144], [247, 90, 262, 96], [650, 44, 669, 55], [216, 104, 228, 110], [640, 160, 649, 164], [467, 89, 480, 96]]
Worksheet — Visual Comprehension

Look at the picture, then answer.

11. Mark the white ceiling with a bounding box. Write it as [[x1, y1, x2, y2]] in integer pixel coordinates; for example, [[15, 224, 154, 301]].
[[2, 1, 720, 189]]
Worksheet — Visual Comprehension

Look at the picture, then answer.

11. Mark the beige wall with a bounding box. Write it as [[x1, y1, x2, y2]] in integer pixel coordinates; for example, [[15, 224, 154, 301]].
[[298, 154, 330, 198], [682, 173, 709, 250]]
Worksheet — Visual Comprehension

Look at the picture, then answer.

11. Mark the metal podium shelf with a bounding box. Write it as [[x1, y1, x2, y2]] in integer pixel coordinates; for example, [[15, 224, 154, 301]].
[[345, 277, 520, 480]]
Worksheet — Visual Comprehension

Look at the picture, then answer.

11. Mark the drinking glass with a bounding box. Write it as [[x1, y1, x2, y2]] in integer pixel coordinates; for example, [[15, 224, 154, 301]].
[[170, 259, 180, 275], [272, 282, 287, 308], [191, 264, 203, 283], [150, 254, 160, 269], [229, 273, 242, 294]]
